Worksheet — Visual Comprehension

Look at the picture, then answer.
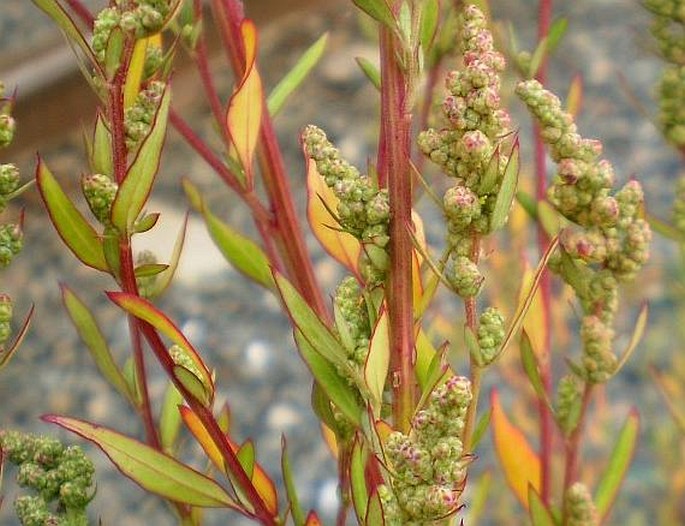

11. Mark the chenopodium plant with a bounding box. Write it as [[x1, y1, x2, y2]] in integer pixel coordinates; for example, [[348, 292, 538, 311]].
[[24, 1, 648, 526]]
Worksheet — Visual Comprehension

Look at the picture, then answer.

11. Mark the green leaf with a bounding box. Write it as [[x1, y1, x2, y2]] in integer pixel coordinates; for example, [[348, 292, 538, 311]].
[[44, 415, 239, 508], [111, 86, 171, 233], [420, 0, 439, 51], [36, 159, 108, 272], [90, 113, 113, 176], [355, 57, 381, 90], [183, 180, 273, 289], [479, 146, 501, 195], [31, 0, 100, 74], [135, 263, 169, 278], [294, 331, 362, 426], [594, 409, 639, 521], [527, 18, 567, 78], [352, 0, 396, 29], [365, 309, 390, 411], [268, 33, 329, 117], [281, 437, 306, 526], [520, 331, 553, 412], [465, 325, 483, 366], [490, 140, 519, 231], [133, 212, 161, 234], [236, 440, 256, 479], [528, 485, 556, 526], [647, 212, 685, 242], [104, 27, 125, 79], [350, 436, 369, 523], [364, 489, 385, 525], [611, 304, 648, 378], [471, 408, 491, 449], [150, 213, 189, 298], [159, 382, 183, 452], [466, 471, 492, 526], [0, 305, 34, 371], [275, 273, 347, 369], [415, 344, 449, 412], [414, 330, 437, 390], [61, 285, 133, 404], [546, 18, 568, 56]]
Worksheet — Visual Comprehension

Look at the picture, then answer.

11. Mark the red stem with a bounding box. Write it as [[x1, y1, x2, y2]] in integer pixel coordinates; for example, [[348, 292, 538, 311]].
[[64, 0, 94, 26], [562, 384, 593, 512], [378, 24, 416, 433], [535, 0, 554, 505]]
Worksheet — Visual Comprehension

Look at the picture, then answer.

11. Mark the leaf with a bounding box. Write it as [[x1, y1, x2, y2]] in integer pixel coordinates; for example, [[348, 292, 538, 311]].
[[520, 331, 553, 412], [466, 471, 492, 526], [415, 344, 449, 412], [471, 408, 491, 450], [491, 390, 540, 509], [274, 273, 348, 369], [135, 263, 169, 278], [365, 309, 390, 411], [306, 158, 361, 274], [133, 212, 161, 234], [150, 212, 189, 298], [90, 113, 113, 177], [350, 436, 369, 523], [124, 36, 160, 109], [107, 292, 214, 405], [611, 304, 648, 377], [294, 330, 362, 426], [104, 27, 125, 79], [36, 159, 108, 272], [537, 199, 562, 237], [304, 511, 322, 526], [268, 33, 328, 117], [546, 18, 568, 55], [179, 406, 225, 473], [183, 180, 273, 289], [159, 382, 183, 451], [0, 305, 34, 370], [45, 415, 239, 509], [355, 57, 381, 90], [352, 0, 396, 29], [365, 489, 386, 525], [420, 0, 440, 50], [174, 365, 213, 408], [528, 485, 555, 526], [566, 73, 583, 117], [31, 0, 100, 74], [414, 329, 437, 390], [226, 19, 263, 183], [111, 85, 171, 232], [281, 437, 306, 526], [594, 409, 639, 521], [61, 285, 133, 404], [490, 140, 520, 231]]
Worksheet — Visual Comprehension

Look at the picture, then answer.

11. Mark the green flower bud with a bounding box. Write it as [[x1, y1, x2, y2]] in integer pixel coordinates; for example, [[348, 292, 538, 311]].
[[556, 375, 582, 435], [580, 315, 616, 383], [135, 249, 159, 300], [477, 307, 505, 365], [565, 482, 599, 526], [0, 163, 20, 196], [92, 7, 122, 63], [14, 495, 54, 526], [0, 114, 16, 147], [447, 256, 483, 298], [169, 344, 202, 379], [82, 173, 118, 224], [0, 223, 23, 267]]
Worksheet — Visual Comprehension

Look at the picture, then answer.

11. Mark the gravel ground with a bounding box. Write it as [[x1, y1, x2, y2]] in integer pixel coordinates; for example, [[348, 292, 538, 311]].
[[0, 1, 681, 525]]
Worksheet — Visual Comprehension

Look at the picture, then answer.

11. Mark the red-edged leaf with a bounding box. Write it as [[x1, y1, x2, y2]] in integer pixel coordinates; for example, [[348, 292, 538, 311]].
[[350, 436, 369, 523], [528, 485, 555, 526], [180, 405, 224, 471], [306, 158, 361, 273], [491, 390, 540, 509], [365, 309, 389, 412], [281, 437, 306, 526], [304, 511, 322, 526], [44, 415, 239, 509], [226, 19, 263, 183], [107, 292, 214, 404], [566, 73, 583, 117], [36, 159, 108, 272], [0, 305, 34, 369]]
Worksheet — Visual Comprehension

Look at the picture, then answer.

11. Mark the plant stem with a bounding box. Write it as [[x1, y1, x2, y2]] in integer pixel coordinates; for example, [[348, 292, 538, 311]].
[[64, 0, 94, 26], [378, 22, 416, 433], [462, 237, 481, 452], [535, 0, 554, 504], [562, 384, 593, 516]]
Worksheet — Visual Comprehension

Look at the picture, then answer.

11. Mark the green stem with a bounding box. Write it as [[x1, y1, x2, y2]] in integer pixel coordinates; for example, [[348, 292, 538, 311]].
[[462, 237, 481, 451], [562, 384, 593, 522], [379, 21, 416, 433]]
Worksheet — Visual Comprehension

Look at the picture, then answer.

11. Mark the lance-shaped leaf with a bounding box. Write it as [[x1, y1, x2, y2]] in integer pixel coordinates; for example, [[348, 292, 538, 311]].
[[520, 262, 547, 360], [31, 0, 100, 74], [466, 471, 492, 526], [180, 405, 225, 472], [294, 330, 362, 426], [355, 57, 381, 90], [420, 0, 440, 50], [281, 437, 306, 526], [528, 485, 555, 526], [350, 436, 369, 523], [268, 33, 328, 117], [566, 73, 583, 117], [490, 140, 520, 231], [365, 489, 386, 525], [305, 511, 322, 526], [150, 213, 189, 298], [611, 304, 648, 378], [159, 382, 183, 451], [414, 329, 437, 390], [88, 113, 113, 177], [107, 292, 214, 405], [124, 35, 162, 109], [183, 180, 273, 289], [365, 309, 390, 411], [491, 390, 540, 510], [0, 305, 34, 370], [520, 331, 553, 412], [61, 285, 133, 404], [306, 158, 361, 274], [111, 86, 171, 233], [36, 159, 108, 272], [226, 19, 263, 183], [471, 408, 492, 450], [352, 0, 396, 29], [594, 409, 639, 521], [44, 415, 238, 509]]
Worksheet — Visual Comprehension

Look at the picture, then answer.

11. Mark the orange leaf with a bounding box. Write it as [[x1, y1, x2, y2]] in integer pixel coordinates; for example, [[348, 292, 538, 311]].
[[226, 19, 263, 183], [519, 262, 547, 360], [180, 406, 224, 472], [320, 423, 339, 458], [305, 511, 322, 526], [566, 73, 583, 117], [491, 390, 540, 509], [248, 460, 278, 516], [306, 158, 361, 273]]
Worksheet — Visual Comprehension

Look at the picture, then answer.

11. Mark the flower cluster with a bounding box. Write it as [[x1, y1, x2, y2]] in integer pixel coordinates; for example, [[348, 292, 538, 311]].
[[644, 0, 684, 147], [417, 4, 512, 298], [92, 1, 173, 63], [516, 79, 651, 383], [333, 276, 371, 370], [0, 430, 95, 526], [380, 376, 472, 524], [0, 293, 13, 347], [475, 306, 506, 365], [302, 125, 390, 285], [124, 80, 166, 151], [555, 374, 582, 435], [82, 173, 118, 225], [564, 482, 599, 526], [672, 173, 685, 234]]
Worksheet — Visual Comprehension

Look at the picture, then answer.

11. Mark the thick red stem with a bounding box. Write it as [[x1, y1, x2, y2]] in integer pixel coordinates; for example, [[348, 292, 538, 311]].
[[379, 25, 415, 433]]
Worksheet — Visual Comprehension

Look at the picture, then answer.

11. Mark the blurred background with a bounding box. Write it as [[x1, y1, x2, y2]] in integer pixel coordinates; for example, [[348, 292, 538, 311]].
[[0, 0, 682, 524]]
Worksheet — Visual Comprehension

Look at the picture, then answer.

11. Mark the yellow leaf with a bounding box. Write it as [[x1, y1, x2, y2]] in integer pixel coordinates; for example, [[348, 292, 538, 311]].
[[180, 406, 224, 472], [519, 263, 547, 360], [566, 73, 583, 117], [306, 158, 361, 272], [320, 423, 339, 458], [491, 390, 540, 509], [124, 35, 162, 108], [227, 19, 263, 183], [365, 309, 390, 412]]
